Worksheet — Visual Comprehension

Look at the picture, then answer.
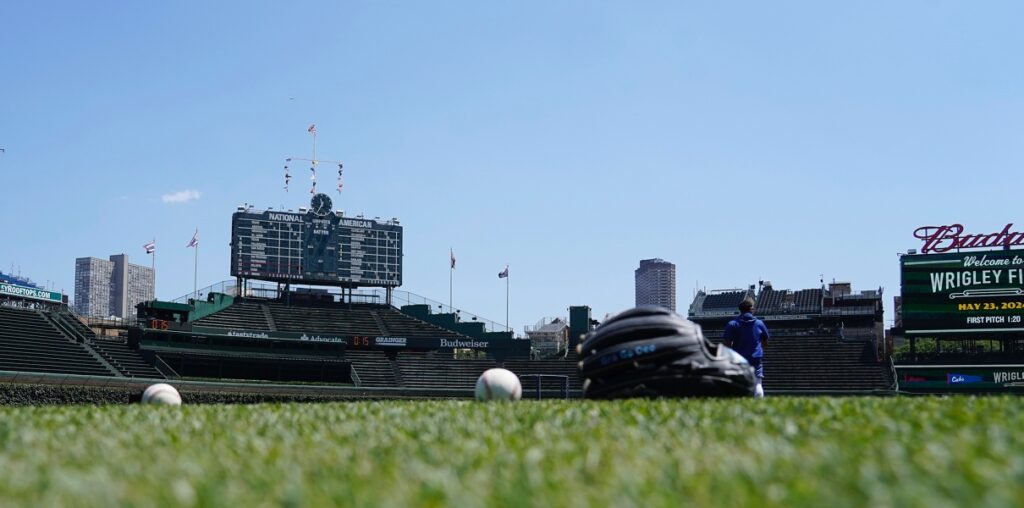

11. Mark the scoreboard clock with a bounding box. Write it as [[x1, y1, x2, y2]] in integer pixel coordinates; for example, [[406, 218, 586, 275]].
[[230, 195, 403, 287]]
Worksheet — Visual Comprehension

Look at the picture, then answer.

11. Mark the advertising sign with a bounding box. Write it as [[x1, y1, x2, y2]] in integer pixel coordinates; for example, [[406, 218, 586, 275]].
[[896, 365, 1024, 393], [0, 282, 62, 303], [901, 249, 1024, 335]]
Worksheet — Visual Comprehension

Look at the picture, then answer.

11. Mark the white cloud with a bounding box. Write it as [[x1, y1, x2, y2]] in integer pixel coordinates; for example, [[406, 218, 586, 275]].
[[161, 189, 201, 204]]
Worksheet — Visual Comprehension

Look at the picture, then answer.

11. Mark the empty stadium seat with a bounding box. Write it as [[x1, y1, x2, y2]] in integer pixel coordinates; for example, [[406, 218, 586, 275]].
[[0, 306, 117, 377]]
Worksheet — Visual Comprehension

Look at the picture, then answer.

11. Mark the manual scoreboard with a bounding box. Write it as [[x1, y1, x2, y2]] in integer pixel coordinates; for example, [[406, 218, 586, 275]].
[[230, 194, 402, 287]]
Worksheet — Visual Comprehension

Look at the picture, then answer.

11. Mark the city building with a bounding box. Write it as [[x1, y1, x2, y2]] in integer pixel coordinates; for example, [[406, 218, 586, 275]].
[[524, 317, 569, 357], [635, 258, 676, 311], [74, 254, 154, 318]]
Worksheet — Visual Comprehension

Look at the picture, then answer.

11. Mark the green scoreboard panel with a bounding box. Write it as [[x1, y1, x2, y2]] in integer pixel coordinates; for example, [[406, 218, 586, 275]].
[[901, 249, 1024, 335]]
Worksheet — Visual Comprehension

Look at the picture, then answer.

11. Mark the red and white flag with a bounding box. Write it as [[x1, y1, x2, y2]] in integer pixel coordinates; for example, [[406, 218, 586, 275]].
[[186, 229, 199, 248], [143, 241, 155, 254]]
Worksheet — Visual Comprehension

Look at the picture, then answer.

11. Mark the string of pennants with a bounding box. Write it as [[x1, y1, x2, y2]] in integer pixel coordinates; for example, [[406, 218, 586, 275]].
[[282, 124, 344, 194]]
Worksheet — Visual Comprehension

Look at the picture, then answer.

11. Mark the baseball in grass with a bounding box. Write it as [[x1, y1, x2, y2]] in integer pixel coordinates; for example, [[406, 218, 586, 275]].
[[475, 368, 522, 401], [141, 383, 182, 406]]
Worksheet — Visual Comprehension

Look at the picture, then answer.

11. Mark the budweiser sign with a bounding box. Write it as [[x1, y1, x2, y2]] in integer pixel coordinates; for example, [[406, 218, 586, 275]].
[[914, 224, 1024, 253]]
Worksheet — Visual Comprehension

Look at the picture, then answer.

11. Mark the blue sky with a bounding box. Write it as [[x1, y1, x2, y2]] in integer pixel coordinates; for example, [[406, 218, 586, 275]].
[[1, 1, 1021, 331]]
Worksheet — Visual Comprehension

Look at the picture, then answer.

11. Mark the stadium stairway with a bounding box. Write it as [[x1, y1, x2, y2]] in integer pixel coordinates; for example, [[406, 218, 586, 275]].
[[89, 338, 166, 379], [345, 350, 399, 387], [48, 311, 165, 379], [261, 305, 278, 331], [0, 306, 117, 377]]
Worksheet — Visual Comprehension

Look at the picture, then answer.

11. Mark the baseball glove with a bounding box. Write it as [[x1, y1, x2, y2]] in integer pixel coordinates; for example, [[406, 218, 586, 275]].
[[577, 306, 756, 398]]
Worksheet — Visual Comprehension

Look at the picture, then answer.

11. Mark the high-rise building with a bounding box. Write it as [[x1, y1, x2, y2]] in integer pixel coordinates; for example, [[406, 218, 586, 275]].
[[74, 254, 154, 318], [635, 258, 676, 311]]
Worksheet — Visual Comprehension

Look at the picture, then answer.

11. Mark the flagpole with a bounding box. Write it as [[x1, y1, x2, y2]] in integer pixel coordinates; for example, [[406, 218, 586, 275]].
[[151, 237, 156, 296], [449, 248, 453, 310], [193, 241, 198, 301], [505, 267, 509, 332]]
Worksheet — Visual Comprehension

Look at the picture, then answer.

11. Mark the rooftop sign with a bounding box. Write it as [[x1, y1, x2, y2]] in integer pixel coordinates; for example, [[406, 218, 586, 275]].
[[914, 224, 1024, 254], [0, 283, 63, 303]]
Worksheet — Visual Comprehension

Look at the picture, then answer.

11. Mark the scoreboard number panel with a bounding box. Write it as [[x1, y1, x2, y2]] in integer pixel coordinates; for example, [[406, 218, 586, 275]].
[[231, 194, 402, 287]]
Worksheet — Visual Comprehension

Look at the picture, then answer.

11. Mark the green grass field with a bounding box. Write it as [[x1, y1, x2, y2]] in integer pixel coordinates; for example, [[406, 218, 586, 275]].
[[1, 397, 1023, 507]]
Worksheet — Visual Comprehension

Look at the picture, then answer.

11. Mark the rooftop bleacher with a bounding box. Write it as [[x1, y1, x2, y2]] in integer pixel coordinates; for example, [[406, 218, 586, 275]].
[[792, 289, 823, 313], [755, 288, 786, 314], [0, 271, 40, 289], [702, 290, 748, 311]]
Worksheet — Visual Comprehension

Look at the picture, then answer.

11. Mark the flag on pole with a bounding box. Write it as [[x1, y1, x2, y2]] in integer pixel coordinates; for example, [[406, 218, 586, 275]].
[[498, 265, 509, 278], [186, 229, 199, 248], [143, 241, 155, 254], [308, 124, 316, 134], [337, 163, 344, 193], [450, 249, 456, 269]]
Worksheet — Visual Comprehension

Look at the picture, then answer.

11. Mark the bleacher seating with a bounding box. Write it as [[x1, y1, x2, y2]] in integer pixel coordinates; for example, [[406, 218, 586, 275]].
[[90, 337, 165, 378], [701, 291, 747, 311], [395, 351, 496, 389], [0, 306, 116, 377], [345, 350, 399, 387], [192, 302, 468, 341], [374, 307, 469, 340], [793, 289, 823, 313], [47, 310, 165, 379], [708, 333, 891, 391], [267, 303, 377, 335], [755, 288, 785, 314], [193, 302, 273, 330]]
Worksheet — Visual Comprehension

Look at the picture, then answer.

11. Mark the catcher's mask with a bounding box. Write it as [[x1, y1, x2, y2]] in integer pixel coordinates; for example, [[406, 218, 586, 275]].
[[577, 306, 756, 398]]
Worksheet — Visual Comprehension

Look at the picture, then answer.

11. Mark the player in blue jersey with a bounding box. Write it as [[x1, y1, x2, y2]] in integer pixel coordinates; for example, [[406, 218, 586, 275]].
[[723, 297, 769, 397]]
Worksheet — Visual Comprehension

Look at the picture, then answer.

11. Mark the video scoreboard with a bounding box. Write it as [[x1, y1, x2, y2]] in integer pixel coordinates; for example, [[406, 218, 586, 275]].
[[230, 205, 403, 287], [901, 248, 1024, 335]]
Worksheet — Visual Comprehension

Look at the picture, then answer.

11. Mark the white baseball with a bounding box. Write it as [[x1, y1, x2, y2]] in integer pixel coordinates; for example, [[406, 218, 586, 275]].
[[475, 368, 522, 402], [141, 383, 182, 406]]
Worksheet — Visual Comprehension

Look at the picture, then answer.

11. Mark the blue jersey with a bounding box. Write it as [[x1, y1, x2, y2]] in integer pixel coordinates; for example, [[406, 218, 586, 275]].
[[723, 312, 769, 362]]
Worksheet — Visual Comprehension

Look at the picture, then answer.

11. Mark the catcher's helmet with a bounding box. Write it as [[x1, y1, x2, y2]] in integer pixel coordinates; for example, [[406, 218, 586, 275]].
[[577, 306, 756, 398]]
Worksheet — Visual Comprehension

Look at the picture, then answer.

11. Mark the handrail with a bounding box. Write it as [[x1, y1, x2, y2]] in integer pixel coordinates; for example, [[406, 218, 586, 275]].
[[888, 356, 897, 393], [151, 354, 180, 379]]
